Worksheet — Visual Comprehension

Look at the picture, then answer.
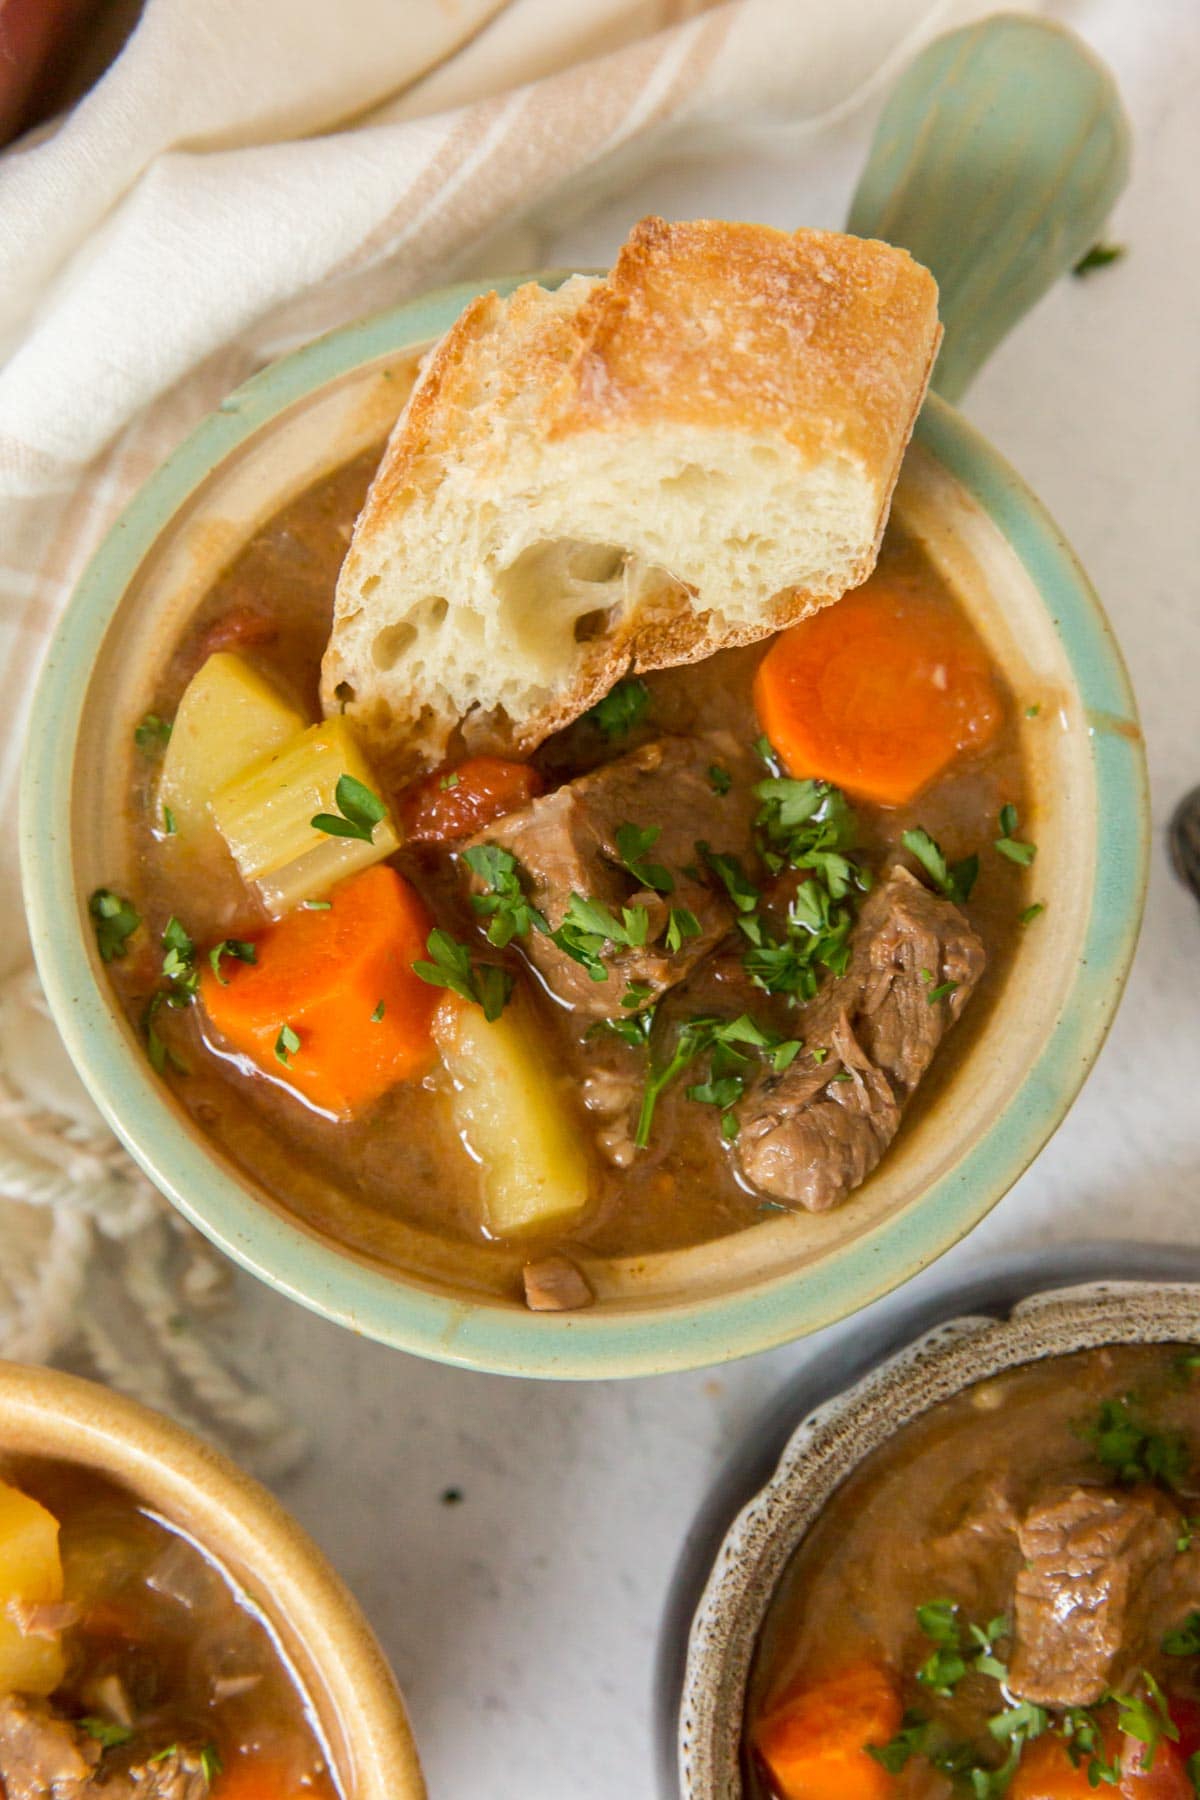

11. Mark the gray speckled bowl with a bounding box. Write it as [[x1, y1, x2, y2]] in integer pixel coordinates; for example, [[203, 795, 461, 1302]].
[[673, 1255, 1200, 1799]]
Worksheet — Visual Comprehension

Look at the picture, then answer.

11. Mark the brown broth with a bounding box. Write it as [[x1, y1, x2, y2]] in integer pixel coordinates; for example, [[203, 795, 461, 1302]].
[[109, 451, 1032, 1295], [744, 1344, 1200, 1799]]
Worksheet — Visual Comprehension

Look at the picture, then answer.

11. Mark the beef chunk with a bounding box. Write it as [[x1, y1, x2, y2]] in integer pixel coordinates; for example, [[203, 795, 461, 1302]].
[[0, 1694, 207, 1800], [0, 1694, 99, 1799], [466, 734, 757, 1017], [97, 1743, 209, 1800], [1009, 1486, 1181, 1706], [522, 1254, 594, 1312], [735, 867, 985, 1210]]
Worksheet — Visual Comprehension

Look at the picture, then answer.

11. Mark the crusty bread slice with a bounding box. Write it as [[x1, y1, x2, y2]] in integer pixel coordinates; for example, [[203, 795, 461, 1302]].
[[321, 217, 940, 776]]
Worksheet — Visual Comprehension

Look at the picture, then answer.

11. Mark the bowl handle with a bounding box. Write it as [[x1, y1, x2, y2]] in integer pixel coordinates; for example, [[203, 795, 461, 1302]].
[[847, 14, 1130, 403]]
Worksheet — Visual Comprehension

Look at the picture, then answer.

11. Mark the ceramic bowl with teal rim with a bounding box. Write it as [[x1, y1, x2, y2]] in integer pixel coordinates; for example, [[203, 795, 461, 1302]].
[[18, 263, 1147, 1378]]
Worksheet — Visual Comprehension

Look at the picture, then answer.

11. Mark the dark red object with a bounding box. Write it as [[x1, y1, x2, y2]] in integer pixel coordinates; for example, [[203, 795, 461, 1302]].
[[398, 757, 544, 845]]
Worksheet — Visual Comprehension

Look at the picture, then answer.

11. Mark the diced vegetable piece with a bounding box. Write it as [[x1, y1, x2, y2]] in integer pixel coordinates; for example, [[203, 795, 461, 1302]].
[[751, 1662, 902, 1800], [432, 995, 591, 1238], [0, 1480, 66, 1696], [398, 757, 543, 844], [199, 865, 436, 1115], [157, 652, 306, 843], [210, 716, 400, 915], [213, 1756, 336, 1799], [753, 575, 1003, 807]]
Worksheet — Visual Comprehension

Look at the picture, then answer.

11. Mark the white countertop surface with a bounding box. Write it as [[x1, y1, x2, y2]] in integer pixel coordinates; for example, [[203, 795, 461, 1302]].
[[237, 4, 1200, 1794]]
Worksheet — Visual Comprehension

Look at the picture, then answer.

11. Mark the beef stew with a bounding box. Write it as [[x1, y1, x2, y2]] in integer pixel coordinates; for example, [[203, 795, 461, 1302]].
[[745, 1344, 1200, 1799], [92, 444, 1038, 1309]]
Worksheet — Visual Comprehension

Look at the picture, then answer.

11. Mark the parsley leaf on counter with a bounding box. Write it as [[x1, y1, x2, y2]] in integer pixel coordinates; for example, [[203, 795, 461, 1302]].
[[1074, 241, 1126, 277], [586, 678, 650, 739], [311, 773, 387, 843], [89, 890, 141, 963]]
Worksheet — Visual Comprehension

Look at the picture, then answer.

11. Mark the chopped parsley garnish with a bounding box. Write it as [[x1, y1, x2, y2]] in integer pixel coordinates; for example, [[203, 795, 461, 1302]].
[[664, 907, 701, 954], [549, 893, 651, 983], [995, 803, 1037, 866], [161, 916, 199, 1002], [81, 1718, 135, 1748], [902, 827, 979, 905], [311, 773, 387, 843], [635, 1013, 799, 1148], [1113, 1672, 1177, 1770], [162, 805, 177, 836], [370, 999, 385, 1022], [462, 844, 548, 947], [413, 928, 513, 1021], [754, 733, 783, 776], [708, 765, 732, 796], [593, 1005, 657, 1050], [275, 1023, 301, 1065], [143, 994, 187, 1077], [440, 771, 460, 790], [1164, 1612, 1200, 1655], [586, 678, 650, 739], [208, 939, 256, 984], [927, 979, 959, 1005], [1080, 1395, 1189, 1489], [1026, 703, 1042, 719], [89, 889, 140, 963], [615, 821, 674, 894], [697, 844, 760, 915], [200, 1744, 223, 1784], [1074, 241, 1126, 277], [1020, 902, 1046, 925], [302, 898, 331, 910], [134, 712, 172, 754], [866, 1712, 933, 1775], [914, 1601, 1008, 1696]]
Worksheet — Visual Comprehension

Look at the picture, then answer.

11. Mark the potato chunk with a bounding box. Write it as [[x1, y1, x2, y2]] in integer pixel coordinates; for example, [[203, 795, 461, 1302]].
[[157, 652, 305, 844], [211, 715, 400, 916], [433, 997, 591, 1238], [0, 1481, 66, 1696]]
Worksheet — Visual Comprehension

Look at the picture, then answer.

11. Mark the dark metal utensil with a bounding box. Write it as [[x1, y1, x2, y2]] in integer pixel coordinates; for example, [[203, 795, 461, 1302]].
[[1169, 787, 1200, 901]]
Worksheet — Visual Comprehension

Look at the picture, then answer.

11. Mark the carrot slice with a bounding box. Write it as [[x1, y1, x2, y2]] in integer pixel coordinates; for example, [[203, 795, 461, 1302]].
[[751, 1660, 902, 1800], [398, 757, 542, 844], [753, 574, 1003, 807], [1007, 1729, 1193, 1799], [199, 864, 436, 1116], [213, 1759, 336, 1800]]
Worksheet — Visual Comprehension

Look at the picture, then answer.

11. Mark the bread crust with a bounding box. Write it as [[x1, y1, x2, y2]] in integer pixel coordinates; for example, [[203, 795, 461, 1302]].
[[322, 218, 940, 776]]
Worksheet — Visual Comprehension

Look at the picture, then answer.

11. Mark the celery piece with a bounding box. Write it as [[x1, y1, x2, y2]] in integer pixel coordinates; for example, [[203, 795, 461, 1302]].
[[211, 716, 400, 915], [157, 653, 306, 844]]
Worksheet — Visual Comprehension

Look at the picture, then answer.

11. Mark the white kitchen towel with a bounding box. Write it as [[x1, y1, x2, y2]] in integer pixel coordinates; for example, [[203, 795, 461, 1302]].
[[0, 0, 1006, 1404]]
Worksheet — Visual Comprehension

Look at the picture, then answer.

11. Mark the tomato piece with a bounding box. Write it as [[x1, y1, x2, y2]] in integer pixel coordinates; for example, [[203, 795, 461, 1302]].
[[398, 757, 542, 844]]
